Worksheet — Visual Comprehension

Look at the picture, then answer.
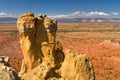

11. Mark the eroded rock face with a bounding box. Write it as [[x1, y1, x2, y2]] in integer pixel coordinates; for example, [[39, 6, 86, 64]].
[[17, 12, 64, 79], [61, 50, 95, 80], [17, 12, 95, 80], [0, 56, 19, 80]]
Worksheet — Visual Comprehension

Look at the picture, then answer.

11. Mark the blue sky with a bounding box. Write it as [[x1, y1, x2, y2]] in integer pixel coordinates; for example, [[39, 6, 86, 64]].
[[0, 0, 120, 18]]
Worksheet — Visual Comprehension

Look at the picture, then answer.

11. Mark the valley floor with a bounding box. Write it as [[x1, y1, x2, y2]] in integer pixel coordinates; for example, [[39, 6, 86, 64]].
[[1, 23, 120, 80]]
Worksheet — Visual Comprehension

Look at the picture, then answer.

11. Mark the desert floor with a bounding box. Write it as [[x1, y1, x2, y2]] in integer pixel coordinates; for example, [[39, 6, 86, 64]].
[[0, 22, 120, 80]]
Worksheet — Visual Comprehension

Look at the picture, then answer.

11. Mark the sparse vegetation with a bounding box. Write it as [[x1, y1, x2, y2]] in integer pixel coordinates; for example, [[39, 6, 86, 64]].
[[1, 22, 120, 80]]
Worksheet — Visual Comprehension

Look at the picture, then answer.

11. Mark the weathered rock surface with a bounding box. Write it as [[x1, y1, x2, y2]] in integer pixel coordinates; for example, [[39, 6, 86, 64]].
[[61, 50, 95, 80], [17, 12, 95, 80], [0, 56, 19, 80]]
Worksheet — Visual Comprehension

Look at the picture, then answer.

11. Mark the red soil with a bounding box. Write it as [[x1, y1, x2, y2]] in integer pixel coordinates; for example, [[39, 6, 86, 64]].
[[59, 38, 120, 80], [0, 23, 120, 79], [0, 33, 120, 80], [0, 33, 23, 72]]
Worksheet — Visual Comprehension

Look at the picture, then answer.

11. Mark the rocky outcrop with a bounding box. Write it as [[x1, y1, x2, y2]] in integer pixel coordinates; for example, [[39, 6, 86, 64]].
[[61, 50, 94, 80], [0, 56, 19, 80], [17, 12, 95, 80]]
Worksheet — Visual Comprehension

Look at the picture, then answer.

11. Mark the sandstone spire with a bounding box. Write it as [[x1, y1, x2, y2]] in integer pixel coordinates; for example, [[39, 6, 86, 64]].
[[17, 12, 95, 80]]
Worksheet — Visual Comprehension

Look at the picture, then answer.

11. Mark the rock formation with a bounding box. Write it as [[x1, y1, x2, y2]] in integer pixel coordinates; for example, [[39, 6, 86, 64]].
[[61, 50, 95, 80], [17, 12, 95, 80], [0, 56, 19, 80]]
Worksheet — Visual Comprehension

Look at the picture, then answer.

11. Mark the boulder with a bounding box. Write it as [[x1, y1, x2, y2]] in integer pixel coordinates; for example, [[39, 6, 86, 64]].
[[61, 50, 95, 80], [0, 56, 19, 80]]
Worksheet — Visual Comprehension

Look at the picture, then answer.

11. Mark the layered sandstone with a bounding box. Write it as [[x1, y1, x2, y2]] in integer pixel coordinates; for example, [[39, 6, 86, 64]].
[[17, 12, 95, 80]]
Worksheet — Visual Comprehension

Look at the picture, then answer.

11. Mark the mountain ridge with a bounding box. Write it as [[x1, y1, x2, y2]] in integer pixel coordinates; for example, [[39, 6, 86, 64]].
[[57, 18, 120, 23], [1, 17, 120, 23], [0, 17, 17, 22]]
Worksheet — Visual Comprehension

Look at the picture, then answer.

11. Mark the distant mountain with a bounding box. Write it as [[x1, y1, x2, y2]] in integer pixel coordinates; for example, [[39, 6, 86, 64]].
[[57, 18, 120, 23], [0, 17, 17, 23], [0, 17, 120, 23]]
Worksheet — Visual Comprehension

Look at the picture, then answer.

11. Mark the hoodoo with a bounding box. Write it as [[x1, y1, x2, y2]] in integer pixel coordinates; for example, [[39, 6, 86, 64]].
[[17, 12, 95, 80]]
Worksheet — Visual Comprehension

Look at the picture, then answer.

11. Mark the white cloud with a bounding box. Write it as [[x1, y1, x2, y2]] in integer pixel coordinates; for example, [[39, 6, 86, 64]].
[[112, 12, 119, 15], [88, 11, 109, 16], [49, 11, 120, 19], [0, 12, 14, 18], [49, 14, 69, 19]]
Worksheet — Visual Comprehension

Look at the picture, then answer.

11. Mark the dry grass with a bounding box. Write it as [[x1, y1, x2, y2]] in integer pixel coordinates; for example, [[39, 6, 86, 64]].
[[57, 23, 120, 41]]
